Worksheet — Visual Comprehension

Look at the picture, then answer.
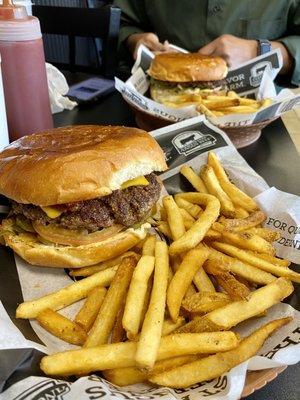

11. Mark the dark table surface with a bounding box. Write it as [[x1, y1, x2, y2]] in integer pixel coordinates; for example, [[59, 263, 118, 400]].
[[54, 85, 300, 400]]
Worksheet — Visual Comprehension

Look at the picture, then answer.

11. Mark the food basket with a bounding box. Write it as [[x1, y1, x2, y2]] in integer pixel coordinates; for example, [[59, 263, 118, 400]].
[[130, 102, 279, 148]]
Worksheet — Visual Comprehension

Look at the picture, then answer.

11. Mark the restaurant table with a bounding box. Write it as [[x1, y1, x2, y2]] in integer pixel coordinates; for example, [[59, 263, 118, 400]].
[[54, 87, 300, 400], [0, 83, 299, 398]]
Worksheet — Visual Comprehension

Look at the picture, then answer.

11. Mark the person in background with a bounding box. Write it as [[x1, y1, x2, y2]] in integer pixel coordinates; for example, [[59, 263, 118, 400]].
[[113, 0, 300, 86]]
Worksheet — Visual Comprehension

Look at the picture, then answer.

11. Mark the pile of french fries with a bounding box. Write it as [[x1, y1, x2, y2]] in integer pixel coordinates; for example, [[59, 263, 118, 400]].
[[15, 152, 300, 389], [162, 90, 272, 117]]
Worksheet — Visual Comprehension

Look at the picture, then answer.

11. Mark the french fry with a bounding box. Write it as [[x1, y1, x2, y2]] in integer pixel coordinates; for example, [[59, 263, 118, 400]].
[[246, 227, 281, 242], [253, 252, 291, 268], [203, 258, 230, 275], [179, 208, 196, 229], [150, 318, 291, 387], [162, 317, 186, 336], [157, 221, 172, 239], [142, 235, 157, 256], [202, 98, 240, 109], [103, 355, 200, 386], [167, 246, 209, 321], [207, 247, 276, 285], [40, 331, 239, 376], [212, 242, 300, 282], [197, 102, 215, 117], [238, 98, 259, 106], [214, 273, 251, 301], [220, 211, 266, 232], [171, 255, 196, 297], [163, 195, 186, 241], [16, 266, 118, 319], [260, 98, 273, 108], [204, 229, 222, 240], [217, 106, 258, 114], [122, 255, 155, 339], [69, 252, 138, 277], [221, 230, 276, 255], [176, 278, 293, 333], [36, 308, 87, 345], [207, 152, 258, 212], [174, 197, 202, 218], [234, 207, 250, 218], [111, 299, 126, 343], [192, 262, 216, 293], [135, 241, 169, 369], [200, 165, 236, 217], [180, 165, 207, 193], [74, 287, 107, 332], [170, 193, 220, 255], [84, 256, 137, 347], [182, 291, 231, 314]]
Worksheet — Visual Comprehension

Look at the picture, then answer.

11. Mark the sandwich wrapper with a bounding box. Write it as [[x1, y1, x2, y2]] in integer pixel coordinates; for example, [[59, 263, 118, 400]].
[[115, 44, 300, 127], [0, 116, 300, 399]]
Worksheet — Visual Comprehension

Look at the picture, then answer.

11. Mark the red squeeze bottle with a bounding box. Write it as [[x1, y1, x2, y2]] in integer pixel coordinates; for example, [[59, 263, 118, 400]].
[[0, 0, 53, 141]]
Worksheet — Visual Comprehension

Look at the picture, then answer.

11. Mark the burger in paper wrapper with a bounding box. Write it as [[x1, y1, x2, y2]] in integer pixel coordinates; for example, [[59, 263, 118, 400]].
[[0, 125, 167, 268]]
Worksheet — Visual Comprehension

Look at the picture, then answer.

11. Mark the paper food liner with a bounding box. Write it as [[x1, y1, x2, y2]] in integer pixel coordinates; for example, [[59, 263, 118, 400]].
[[0, 117, 299, 399], [115, 45, 300, 127]]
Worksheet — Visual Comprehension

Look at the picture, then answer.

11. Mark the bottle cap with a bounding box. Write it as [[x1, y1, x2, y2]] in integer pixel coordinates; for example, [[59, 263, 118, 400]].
[[0, 0, 41, 41]]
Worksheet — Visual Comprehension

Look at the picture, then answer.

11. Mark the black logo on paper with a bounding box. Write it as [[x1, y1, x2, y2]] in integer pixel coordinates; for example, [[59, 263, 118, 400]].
[[279, 96, 300, 114], [13, 379, 70, 400], [249, 61, 272, 87], [172, 130, 217, 156], [122, 87, 149, 110]]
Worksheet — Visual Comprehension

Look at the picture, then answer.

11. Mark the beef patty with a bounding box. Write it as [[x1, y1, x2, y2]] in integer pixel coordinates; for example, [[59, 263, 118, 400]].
[[11, 173, 160, 232]]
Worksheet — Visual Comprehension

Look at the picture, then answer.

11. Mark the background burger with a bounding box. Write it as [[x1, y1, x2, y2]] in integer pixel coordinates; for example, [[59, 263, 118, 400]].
[[0, 125, 167, 268], [148, 52, 228, 104]]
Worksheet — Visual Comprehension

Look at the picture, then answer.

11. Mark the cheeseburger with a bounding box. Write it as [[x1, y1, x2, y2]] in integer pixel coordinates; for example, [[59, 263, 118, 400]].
[[0, 125, 167, 268], [148, 52, 228, 104]]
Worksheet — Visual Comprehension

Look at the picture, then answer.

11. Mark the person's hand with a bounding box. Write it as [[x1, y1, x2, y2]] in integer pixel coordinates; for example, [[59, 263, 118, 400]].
[[198, 34, 258, 68], [127, 32, 170, 60]]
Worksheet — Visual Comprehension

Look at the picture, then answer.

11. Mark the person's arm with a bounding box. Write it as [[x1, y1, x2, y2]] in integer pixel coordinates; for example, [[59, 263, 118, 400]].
[[198, 35, 294, 76], [113, 0, 167, 59]]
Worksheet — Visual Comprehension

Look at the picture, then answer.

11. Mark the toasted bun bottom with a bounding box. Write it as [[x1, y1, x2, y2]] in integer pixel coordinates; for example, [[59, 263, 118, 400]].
[[3, 220, 147, 268]]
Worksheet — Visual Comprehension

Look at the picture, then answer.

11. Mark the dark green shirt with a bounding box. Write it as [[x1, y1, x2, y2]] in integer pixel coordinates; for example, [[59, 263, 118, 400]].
[[114, 0, 300, 85]]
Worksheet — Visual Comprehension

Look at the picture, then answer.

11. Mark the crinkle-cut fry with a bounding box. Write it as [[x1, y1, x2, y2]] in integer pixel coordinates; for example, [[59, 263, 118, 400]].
[[246, 227, 281, 242], [182, 291, 231, 314], [207, 152, 258, 212], [157, 221, 172, 240], [149, 318, 292, 388], [167, 246, 209, 322], [221, 211, 266, 232], [207, 247, 276, 285], [69, 251, 138, 277], [122, 255, 155, 339], [75, 287, 107, 332], [135, 241, 169, 369], [103, 355, 200, 386], [40, 331, 238, 377], [221, 230, 276, 255], [163, 195, 186, 241], [174, 196, 202, 218], [211, 242, 300, 282], [253, 252, 291, 268], [170, 193, 220, 255], [179, 208, 196, 229], [36, 308, 87, 345], [214, 272, 251, 301], [84, 256, 137, 348], [200, 165, 236, 218], [175, 278, 293, 333], [16, 266, 118, 319], [180, 165, 207, 193], [142, 235, 157, 256]]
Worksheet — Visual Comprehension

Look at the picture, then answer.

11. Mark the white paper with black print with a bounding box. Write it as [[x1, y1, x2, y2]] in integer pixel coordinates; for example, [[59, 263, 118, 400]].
[[116, 44, 300, 127], [0, 117, 300, 399]]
